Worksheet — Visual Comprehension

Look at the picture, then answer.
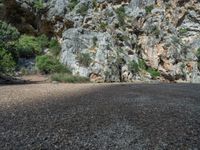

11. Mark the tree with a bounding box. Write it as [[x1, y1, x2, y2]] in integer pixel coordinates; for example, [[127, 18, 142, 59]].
[[0, 48, 15, 75], [0, 20, 19, 75]]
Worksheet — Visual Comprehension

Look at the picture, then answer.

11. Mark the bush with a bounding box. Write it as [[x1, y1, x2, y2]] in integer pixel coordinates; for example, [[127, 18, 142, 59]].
[[76, 4, 89, 16], [36, 55, 71, 74], [145, 5, 154, 14], [33, 0, 44, 10], [138, 59, 146, 70], [115, 6, 126, 26], [51, 73, 89, 83], [128, 60, 139, 73], [99, 22, 108, 31], [49, 38, 61, 56], [92, 0, 97, 8], [0, 20, 20, 42], [68, 0, 79, 11], [147, 68, 160, 79], [0, 21, 18, 75], [77, 53, 92, 67], [179, 28, 188, 34], [16, 34, 48, 58], [0, 48, 15, 75]]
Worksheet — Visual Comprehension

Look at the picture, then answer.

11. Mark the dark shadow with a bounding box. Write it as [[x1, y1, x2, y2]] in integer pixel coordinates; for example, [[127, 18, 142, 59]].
[[0, 76, 48, 85]]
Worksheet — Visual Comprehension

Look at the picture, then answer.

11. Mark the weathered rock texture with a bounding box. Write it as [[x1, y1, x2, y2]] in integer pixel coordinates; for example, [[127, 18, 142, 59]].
[[2, 0, 200, 82]]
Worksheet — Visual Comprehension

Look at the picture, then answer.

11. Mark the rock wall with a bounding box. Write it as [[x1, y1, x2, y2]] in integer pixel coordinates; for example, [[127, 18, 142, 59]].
[[2, 0, 200, 83]]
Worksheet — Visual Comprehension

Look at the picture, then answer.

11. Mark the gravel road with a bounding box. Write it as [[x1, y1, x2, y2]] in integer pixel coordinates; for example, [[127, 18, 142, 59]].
[[0, 83, 200, 149]]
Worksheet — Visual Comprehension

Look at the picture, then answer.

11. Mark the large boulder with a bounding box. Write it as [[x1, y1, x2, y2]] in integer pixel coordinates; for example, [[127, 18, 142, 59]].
[[61, 28, 121, 82]]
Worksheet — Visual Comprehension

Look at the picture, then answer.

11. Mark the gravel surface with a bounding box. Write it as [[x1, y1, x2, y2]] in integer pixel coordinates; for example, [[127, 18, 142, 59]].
[[0, 83, 200, 149]]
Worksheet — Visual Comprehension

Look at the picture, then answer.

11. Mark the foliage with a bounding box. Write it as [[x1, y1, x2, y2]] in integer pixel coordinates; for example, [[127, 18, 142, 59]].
[[51, 73, 89, 83], [147, 68, 160, 79], [138, 59, 146, 70], [179, 28, 188, 34], [36, 55, 71, 74], [0, 20, 20, 45], [99, 22, 108, 31], [77, 53, 92, 67], [0, 48, 15, 75], [128, 60, 139, 73], [115, 6, 126, 26], [68, 0, 79, 11], [16, 35, 47, 58], [0, 21, 19, 75], [0, 20, 62, 76], [16, 34, 61, 58], [76, 4, 89, 16], [145, 5, 154, 14], [49, 38, 61, 56], [128, 59, 147, 74], [128, 59, 160, 78], [92, 0, 97, 8], [33, 0, 44, 10]]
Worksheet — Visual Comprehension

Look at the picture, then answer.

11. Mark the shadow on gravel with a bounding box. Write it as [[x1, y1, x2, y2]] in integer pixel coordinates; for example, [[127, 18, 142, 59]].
[[0, 83, 200, 149], [0, 76, 48, 85]]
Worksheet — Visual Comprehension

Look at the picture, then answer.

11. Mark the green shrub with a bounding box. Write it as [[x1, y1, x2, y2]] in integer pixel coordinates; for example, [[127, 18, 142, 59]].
[[128, 59, 147, 74], [0, 48, 15, 75], [138, 59, 146, 70], [128, 60, 139, 73], [49, 38, 61, 56], [179, 28, 188, 34], [16, 35, 49, 57], [36, 55, 71, 74], [33, 0, 44, 10], [147, 68, 160, 79], [0, 20, 20, 43], [115, 6, 126, 26], [16, 34, 48, 57], [145, 5, 154, 14], [51, 73, 89, 83], [76, 4, 88, 16], [99, 22, 108, 31], [92, 0, 97, 8], [0, 21, 19, 75], [68, 0, 79, 11], [37, 34, 49, 48], [77, 53, 92, 67]]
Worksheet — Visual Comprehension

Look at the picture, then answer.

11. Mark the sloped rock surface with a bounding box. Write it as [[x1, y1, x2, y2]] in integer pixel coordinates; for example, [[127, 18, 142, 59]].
[[2, 0, 200, 82]]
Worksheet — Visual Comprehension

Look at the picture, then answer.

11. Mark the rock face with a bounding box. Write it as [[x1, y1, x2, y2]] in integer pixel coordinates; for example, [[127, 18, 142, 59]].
[[2, 0, 200, 82]]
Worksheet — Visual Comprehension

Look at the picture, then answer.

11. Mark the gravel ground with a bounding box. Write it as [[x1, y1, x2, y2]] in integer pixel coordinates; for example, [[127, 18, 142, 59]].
[[0, 83, 200, 149]]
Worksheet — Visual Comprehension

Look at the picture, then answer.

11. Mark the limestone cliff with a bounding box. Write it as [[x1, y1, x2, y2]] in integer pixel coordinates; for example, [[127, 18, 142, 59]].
[[1, 0, 200, 83]]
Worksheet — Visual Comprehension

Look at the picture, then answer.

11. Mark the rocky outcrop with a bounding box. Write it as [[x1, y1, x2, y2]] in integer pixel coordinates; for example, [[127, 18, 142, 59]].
[[2, 0, 200, 83]]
